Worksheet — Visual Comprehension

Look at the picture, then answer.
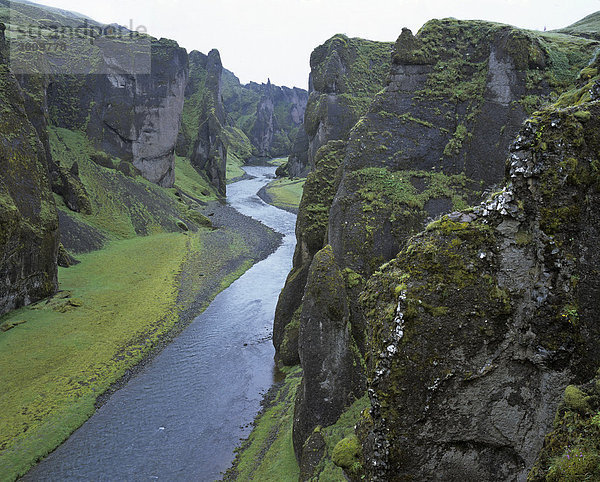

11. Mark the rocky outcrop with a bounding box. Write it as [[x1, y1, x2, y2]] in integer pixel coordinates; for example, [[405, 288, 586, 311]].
[[273, 35, 391, 363], [277, 19, 599, 473], [361, 100, 600, 481], [273, 140, 346, 364], [251, 81, 308, 158], [0, 24, 58, 315], [250, 80, 276, 156], [328, 20, 587, 278], [293, 246, 365, 458], [45, 38, 188, 188], [187, 49, 228, 196], [284, 35, 391, 178]]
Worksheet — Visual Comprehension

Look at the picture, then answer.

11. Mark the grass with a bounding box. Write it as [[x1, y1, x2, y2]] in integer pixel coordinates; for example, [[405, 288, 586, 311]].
[[262, 178, 305, 212], [0, 232, 190, 480], [226, 150, 246, 183], [313, 395, 370, 479], [224, 366, 302, 481], [0, 125, 269, 481], [174, 155, 219, 202]]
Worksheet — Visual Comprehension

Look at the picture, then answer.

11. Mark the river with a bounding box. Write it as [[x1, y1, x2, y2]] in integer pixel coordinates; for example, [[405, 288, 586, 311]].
[[24, 166, 297, 481]]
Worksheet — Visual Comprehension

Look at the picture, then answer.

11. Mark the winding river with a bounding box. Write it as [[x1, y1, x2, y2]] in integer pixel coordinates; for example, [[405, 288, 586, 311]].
[[24, 166, 297, 481]]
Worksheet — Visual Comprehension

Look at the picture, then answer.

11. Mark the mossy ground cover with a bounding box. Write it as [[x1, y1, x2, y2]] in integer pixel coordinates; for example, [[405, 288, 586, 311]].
[[262, 178, 305, 213], [0, 124, 267, 481], [174, 155, 218, 202], [311, 395, 370, 480], [224, 366, 302, 481], [0, 232, 189, 480], [529, 376, 600, 481]]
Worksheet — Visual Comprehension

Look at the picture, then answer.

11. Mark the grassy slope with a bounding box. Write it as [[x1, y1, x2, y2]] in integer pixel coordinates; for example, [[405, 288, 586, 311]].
[[0, 125, 267, 480], [0, 233, 188, 479], [224, 366, 302, 481], [224, 366, 369, 481]]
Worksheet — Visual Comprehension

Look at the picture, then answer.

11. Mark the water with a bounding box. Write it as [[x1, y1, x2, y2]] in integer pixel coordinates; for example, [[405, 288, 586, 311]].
[[25, 166, 297, 481]]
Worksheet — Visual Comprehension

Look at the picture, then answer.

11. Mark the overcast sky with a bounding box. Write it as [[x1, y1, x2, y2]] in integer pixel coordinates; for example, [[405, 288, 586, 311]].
[[37, 0, 600, 89]]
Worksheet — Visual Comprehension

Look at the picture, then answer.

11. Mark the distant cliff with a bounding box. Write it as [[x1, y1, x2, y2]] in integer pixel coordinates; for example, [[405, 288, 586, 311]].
[[223, 72, 308, 159], [0, 0, 305, 317]]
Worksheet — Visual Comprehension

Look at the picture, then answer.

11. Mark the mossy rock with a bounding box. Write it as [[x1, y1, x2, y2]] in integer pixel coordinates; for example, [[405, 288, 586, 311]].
[[332, 434, 363, 474], [563, 385, 591, 414]]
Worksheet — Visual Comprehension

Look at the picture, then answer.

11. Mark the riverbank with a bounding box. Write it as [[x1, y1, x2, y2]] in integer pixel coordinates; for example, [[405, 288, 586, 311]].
[[257, 177, 306, 214], [0, 200, 281, 481]]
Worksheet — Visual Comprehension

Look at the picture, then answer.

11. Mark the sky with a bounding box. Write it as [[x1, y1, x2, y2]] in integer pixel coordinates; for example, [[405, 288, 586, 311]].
[[36, 0, 600, 89]]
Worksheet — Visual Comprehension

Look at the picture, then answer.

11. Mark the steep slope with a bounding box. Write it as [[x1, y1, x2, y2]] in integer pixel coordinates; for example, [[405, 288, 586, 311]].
[[272, 18, 599, 476], [556, 11, 600, 40], [185, 49, 228, 196], [284, 34, 392, 177], [222, 71, 308, 158], [0, 23, 58, 315], [2, 0, 188, 188], [273, 34, 392, 365], [361, 95, 600, 482]]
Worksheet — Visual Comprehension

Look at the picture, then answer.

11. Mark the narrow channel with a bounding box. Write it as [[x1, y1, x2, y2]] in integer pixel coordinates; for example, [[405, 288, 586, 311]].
[[24, 166, 297, 481]]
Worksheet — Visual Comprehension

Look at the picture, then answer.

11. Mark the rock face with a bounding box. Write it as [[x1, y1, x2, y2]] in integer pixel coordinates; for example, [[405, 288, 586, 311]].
[[222, 72, 308, 159], [328, 20, 575, 278], [293, 246, 365, 458], [47, 38, 188, 188], [285, 35, 392, 177], [275, 19, 599, 473], [0, 25, 58, 315], [187, 49, 228, 196], [273, 34, 391, 362], [273, 140, 346, 364], [362, 100, 600, 481]]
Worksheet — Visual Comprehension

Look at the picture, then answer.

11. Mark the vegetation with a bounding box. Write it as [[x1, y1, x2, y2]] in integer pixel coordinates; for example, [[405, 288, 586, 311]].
[[529, 375, 600, 481], [224, 366, 302, 481], [0, 118, 273, 479], [261, 178, 306, 213], [0, 233, 188, 479]]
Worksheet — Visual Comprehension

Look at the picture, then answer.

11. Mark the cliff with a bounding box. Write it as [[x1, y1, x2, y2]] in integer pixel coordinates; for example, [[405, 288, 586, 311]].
[[184, 49, 228, 196], [274, 17, 600, 477], [3, 0, 189, 188], [273, 34, 392, 366], [222, 71, 308, 159], [0, 23, 58, 315], [285, 34, 392, 177], [362, 96, 600, 482]]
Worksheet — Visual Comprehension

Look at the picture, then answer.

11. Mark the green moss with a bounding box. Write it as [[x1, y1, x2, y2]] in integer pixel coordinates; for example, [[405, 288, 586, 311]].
[[564, 385, 591, 414], [529, 375, 600, 481], [223, 366, 302, 481], [174, 155, 219, 202], [443, 124, 470, 156], [313, 395, 370, 480], [262, 177, 306, 212], [0, 233, 188, 478], [353, 167, 473, 219], [332, 434, 362, 472]]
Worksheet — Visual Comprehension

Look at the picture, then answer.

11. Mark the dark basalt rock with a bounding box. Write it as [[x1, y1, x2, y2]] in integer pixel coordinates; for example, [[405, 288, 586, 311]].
[[189, 49, 228, 196], [0, 24, 59, 315], [273, 140, 346, 362], [362, 102, 600, 480], [280, 18, 599, 475], [293, 245, 365, 457], [45, 38, 188, 188]]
